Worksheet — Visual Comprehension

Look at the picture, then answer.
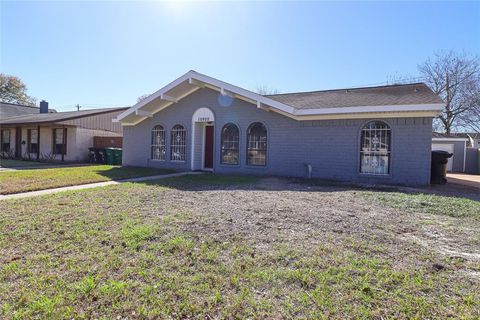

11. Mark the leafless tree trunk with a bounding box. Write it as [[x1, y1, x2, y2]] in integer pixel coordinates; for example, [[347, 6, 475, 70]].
[[419, 51, 480, 133], [256, 85, 280, 95]]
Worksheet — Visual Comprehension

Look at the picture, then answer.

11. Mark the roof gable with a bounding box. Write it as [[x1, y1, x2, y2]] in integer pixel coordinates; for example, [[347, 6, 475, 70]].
[[115, 70, 445, 125]]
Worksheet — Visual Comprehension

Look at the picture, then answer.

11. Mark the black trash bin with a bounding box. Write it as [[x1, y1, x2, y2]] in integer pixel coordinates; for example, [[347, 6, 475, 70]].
[[431, 150, 453, 184], [88, 147, 107, 164]]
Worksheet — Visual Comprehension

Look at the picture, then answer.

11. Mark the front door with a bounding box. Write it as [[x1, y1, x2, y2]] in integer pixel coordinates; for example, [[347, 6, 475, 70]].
[[204, 126, 214, 169]]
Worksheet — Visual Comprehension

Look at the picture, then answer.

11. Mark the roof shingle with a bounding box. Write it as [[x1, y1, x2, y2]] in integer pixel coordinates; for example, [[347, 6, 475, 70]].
[[266, 83, 443, 110]]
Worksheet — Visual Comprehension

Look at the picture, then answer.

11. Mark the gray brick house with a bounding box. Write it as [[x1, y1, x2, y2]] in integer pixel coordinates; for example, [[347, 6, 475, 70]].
[[116, 71, 444, 185]]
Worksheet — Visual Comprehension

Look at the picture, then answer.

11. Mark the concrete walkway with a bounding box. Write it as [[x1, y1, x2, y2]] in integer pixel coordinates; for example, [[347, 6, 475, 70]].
[[0, 171, 203, 201], [447, 173, 480, 190]]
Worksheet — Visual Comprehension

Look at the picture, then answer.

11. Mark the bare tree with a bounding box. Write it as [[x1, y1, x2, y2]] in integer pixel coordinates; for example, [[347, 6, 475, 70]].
[[137, 94, 151, 103], [256, 85, 280, 95], [419, 51, 480, 134]]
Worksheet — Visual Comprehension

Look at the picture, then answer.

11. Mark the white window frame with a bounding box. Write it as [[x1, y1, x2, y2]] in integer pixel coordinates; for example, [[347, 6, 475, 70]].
[[360, 121, 391, 175], [170, 125, 187, 162], [151, 125, 166, 161], [220, 123, 240, 165], [246, 122, 267, 166]]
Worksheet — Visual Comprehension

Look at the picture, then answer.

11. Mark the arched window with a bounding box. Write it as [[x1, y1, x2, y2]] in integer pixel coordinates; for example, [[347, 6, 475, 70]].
[[170, 125, 186, 161], [221, 123, 239, 165], [246, 122, 267, 166], [360, 121, 391, 175], [151, 125, 165, 161]]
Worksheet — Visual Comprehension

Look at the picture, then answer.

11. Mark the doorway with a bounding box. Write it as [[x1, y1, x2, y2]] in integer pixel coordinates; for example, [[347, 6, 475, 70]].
[[204, 125, 214, 169]]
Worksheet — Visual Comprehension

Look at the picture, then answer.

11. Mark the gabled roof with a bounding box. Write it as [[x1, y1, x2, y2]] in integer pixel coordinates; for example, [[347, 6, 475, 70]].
[[116, 70, 445, 125], [0, 101, 56, 119], [0, 107, 128, 125]]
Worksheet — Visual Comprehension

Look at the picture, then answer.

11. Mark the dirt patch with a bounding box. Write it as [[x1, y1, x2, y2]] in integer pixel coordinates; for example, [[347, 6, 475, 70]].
[[141, 177, 480, 280]]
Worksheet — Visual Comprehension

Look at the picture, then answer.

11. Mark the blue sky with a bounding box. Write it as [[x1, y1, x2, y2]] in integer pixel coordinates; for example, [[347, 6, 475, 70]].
[[1, 1, 479, 111]]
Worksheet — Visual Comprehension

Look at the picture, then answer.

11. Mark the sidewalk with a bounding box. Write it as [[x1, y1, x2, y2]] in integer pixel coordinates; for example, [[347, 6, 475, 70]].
[[0, 171, 202, 200], [447, 173, 480, 190]]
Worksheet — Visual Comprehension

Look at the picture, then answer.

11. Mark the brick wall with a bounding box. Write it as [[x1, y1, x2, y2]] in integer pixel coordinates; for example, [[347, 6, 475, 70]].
[[123, 88, 433, 185]]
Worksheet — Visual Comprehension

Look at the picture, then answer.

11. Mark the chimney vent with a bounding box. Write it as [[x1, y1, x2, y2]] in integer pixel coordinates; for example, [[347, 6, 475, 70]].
[[40, 100, 49, 113]]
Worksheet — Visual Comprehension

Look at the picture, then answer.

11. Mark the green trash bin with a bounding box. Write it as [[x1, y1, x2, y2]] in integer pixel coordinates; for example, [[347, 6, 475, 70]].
[[105, 148, 115, 165], [112, 148, 123, 165]]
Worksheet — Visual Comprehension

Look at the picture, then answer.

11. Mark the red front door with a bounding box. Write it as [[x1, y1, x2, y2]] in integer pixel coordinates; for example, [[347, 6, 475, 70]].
[[204, 126, 214, 169]]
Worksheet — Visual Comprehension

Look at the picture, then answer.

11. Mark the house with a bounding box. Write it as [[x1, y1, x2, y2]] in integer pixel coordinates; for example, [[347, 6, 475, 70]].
[[0, 101, 57, 118], [115, 70, 444, 185], [0, 101, 127, 161], [432, 133, 468, 172]]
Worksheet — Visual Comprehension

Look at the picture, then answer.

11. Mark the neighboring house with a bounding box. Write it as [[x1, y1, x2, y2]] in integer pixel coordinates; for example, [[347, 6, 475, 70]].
[[0, 101, 127, 161], [432, 133, 468, 173], [0, 101, 56, 118], [116, 70, 444, 185]]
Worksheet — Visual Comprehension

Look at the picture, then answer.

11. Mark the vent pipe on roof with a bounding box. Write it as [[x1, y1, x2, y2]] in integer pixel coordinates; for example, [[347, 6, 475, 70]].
[[40, 100, 49, 113]]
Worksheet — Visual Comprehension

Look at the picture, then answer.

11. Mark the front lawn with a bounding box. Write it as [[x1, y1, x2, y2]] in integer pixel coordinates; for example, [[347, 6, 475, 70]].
[[0, 165, 174, 194], [0, 175, 478, 319]]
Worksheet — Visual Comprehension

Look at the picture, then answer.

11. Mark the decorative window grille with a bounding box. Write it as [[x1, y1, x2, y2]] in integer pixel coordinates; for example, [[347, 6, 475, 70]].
[[247, 122, 267, 166], [0, 129, 11, 152], [360, 121, 391, 175], [151, 125, 166, 161], [170, 125, 186, 161], [221, 123, 239, 165]]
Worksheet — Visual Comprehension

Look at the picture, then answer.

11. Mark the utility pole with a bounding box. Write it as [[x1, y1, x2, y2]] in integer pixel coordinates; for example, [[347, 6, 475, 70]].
[[76, 104, 81, 111]]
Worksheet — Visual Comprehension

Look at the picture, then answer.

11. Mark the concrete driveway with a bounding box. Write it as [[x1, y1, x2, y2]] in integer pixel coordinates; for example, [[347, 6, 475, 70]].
[[447, 173, 480, 190]]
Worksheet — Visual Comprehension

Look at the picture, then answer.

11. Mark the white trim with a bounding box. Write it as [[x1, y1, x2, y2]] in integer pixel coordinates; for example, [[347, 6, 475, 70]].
[[190, 120, 195, 170], [295, 103, 444, 116], [432, 137, 469, 142], [115, 70, 445, 125]]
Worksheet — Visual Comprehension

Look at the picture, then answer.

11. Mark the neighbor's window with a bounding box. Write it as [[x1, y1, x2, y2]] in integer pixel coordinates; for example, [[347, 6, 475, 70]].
[[1, 129, 11, 152], [53, 128, 67, 155], [221, 123, 239, 165], [246, 122, 267, 166], [27, 129, 39, 154], [360, 121, 391, 175], [151, 125, 166, 161], [170, 125, 186, 161]]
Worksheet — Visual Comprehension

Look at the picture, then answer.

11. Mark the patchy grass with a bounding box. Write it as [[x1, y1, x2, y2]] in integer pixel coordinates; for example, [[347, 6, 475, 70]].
[[0, 165, 174, 194], [0, 175, 478, 319], [364, 191, 480, 219]]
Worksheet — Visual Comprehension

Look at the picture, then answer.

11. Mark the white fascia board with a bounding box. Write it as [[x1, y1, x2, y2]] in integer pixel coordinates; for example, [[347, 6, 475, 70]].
[[190, 71, 297, 115], [432, 137, 469, 142], [295, 103, 444, 116]]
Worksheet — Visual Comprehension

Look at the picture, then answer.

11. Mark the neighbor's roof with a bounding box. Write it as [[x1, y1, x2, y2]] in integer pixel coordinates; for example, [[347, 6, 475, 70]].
[[116, 70, 445, 125], [0, 107, 128, 125], [0, 101, 56, 119], [266, 83, 443, 110]]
